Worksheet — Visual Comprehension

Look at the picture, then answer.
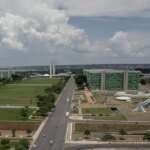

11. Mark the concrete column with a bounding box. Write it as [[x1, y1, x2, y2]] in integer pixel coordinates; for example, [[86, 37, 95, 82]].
[[52, 64, 55, 75], [0, 72, 3, 79], [12, 70, 15, 75], [101, 71, 105, 91], [49, 64, 52, 78], [124, 70, 128, 91], [8, 70, 10, 78]]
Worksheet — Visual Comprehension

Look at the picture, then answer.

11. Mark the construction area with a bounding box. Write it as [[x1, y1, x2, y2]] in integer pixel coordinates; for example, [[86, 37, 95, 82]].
[[67, 90, 150, 144], [66, 71, 150, 145]]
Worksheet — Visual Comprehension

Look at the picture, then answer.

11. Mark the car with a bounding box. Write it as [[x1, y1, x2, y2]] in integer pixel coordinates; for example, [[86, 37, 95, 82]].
[[33, 144, 37, 148], [48, 112, 52, 116], [51, 107, 56, 112], [42, 133, 46, 137], [66, 98, 70, 102], [49, 140, 54, 145], [65, 112, 69, 117]]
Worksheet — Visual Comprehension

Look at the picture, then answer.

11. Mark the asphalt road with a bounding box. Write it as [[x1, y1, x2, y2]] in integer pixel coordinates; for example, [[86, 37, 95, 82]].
[[31, 76, 75, 150]]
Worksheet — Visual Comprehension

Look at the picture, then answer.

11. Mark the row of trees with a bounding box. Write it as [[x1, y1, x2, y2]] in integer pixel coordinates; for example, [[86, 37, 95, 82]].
[[140, 78, 150, 85], [0, 74, 25, 85], [74, 74, 87, 89], [0, 78, 11, 85], [20, 106, 30, 120], [84, 129, 150, 141], [0, 138, 29, 150], [37, 78, 68, 116]]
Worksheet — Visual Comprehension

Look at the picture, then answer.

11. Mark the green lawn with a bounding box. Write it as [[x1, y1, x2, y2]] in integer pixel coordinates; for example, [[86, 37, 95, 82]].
[[0, 109, 33, 121], [15, 77, 60, 85], [0, 77, 61, 106], [82, 107, 126, 120]]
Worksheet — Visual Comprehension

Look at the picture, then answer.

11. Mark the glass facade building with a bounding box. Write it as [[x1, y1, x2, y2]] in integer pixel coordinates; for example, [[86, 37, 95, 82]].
[[84, 69, 140, 91]]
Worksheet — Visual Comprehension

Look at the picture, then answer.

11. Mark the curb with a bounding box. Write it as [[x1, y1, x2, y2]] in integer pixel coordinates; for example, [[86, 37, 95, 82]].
[[55, 77, 71, 106], [29, 117, 48, 149]]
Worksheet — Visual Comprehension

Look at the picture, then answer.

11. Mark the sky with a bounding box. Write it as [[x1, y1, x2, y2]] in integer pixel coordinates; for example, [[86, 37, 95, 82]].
[[0, 0, 150, 66]]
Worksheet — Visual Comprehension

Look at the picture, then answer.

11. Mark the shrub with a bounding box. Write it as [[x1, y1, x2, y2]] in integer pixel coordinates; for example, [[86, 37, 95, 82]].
[[15, 139, 29, 150], [119, 129, 127, 135], [101, 133, 116, 141], [0, 139, 10, 150], [0, 139, 10, 145], [119, 137, 125, 140], [143, 133, 150, 141], [84, 129, 91, 136]]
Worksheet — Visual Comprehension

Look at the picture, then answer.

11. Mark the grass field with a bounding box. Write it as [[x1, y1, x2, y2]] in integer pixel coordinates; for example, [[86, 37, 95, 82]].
[[0, 109, 33, 121], [82, 107, 126, 120], [0, 77, 61, 106], [82, 107, 112, 115], [15, 77, 60, 85], [75, 122, 150, 133]]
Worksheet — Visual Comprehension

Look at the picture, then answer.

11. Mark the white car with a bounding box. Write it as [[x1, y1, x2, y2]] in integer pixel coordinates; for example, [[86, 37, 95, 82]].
[[65, 112, 69, 117], [49, 140, 54, 145], [66, 98, 70, 102], [33, 144, 37, 148]]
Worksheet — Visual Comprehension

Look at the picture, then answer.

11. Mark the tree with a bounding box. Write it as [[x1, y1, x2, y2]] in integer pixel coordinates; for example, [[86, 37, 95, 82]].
[[15, 144, 26, 150], [15, 139, 29, 150], [44, 87, 53, 93], [37, 94, 55, 116], [119, 129, 127, 135], [26, 129, 32, 137], [36, 78, 67, 117], [0, 139, 11, 150], [45, 80, 64, 95], [0, 139, 10, 145], [84, 129, 91, 139], [140, 79, 146, 85], [46, 92, 56, 105], [84, 129, 91, 136], [18, 139, 29, 149], [0, 78, 11, 85], [75, 74, 87, 89], [20, 106, 29, 120], [12, 128, 16, 137], [11, 74, 24, 81], [143, 133, 150, 141]]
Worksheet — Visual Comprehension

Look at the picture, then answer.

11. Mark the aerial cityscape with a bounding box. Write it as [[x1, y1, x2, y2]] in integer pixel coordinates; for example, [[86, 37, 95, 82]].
[[0, 0, 150, 150]]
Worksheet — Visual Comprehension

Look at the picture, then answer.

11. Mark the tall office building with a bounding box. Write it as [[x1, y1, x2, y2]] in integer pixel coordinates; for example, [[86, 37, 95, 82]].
[[84, 69, 141, 91], [52, 64, 55, 75], [49, 64, 56, 78]]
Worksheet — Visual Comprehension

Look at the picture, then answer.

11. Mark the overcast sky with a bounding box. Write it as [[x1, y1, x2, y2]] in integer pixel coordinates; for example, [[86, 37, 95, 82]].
[[0, 0, 150, 66]]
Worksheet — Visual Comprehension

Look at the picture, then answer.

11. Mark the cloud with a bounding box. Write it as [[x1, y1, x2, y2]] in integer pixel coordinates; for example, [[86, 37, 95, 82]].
[[0, 0, 150, 65], [62, 0, 150, 17], [0, 0, 93, 55], [94, 31, 150, 58]]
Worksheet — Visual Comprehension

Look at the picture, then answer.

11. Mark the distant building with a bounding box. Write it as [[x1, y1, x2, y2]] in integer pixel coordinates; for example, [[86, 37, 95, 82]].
[[84, 69, 141, 91], [0, 69, 13, 79], [49, 64, 56, 78]]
